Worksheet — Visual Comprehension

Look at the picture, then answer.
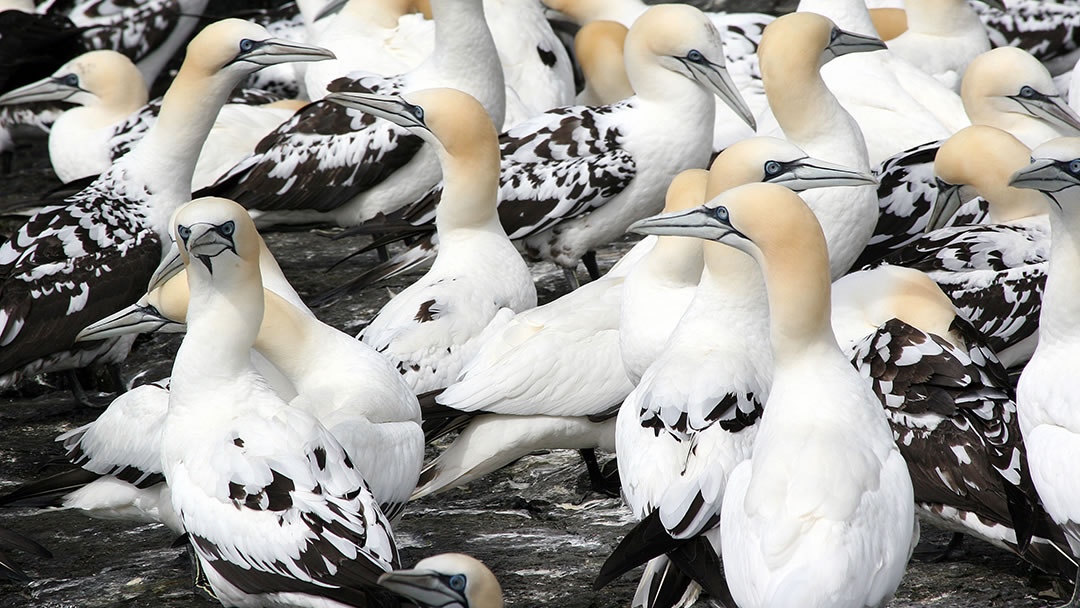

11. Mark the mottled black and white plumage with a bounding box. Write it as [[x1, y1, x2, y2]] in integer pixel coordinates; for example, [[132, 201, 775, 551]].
[[974, 0, 1080, 73], [846, 316, 1075, 578]]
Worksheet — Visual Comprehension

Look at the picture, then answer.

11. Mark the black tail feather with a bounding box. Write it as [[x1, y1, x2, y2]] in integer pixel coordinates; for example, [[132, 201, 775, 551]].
[[0, 467, 102, 508], [594, 510, 683, 591]]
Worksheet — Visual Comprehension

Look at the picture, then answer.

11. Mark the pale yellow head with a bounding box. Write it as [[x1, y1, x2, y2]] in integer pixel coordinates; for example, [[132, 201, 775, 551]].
[[379, 553, 503, 608], [935, 125, 1045, 222], [707, 136, 876, 196], [575, 20, 633, 105]]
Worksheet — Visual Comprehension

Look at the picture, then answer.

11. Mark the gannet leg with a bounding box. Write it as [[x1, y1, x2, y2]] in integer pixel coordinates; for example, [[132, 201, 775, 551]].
[[578, 448, 620, 496], [582, 250, 601, 281], [563, 266, 582, 291]]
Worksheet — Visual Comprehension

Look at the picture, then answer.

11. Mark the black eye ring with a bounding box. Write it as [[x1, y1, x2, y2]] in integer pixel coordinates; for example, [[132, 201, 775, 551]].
[[239, 38, 256, 53], [686, 49, 704, 63], [411, 104, 424, 121], [714, 206, 730, 222], [219, 221, 235, 237], [1069, 160, 1080, 174], [62, 74, 79, 87], [449, 574, 466, 591], [764, 161, 782, 176], [177, 224, 192, 241], [1019, 85, 1035, 98]]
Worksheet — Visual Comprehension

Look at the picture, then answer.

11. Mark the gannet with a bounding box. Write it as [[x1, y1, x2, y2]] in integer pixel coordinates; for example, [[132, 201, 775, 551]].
[[868, 7, 907, 41], [832, 265, 1077, 577], [856, 45, 1080, 269], [574, 20, 633, 106], [974, 0, 1080, 76], [327, 87, 536, 394], [757, 12, 881, 279], [778, 0, 969, 165], [0, 20, 333, 393], [411, 137, 875, 500], [883, 0, 1002, 92], [379, 553, 502, 608], [163, 197, 399, 606], [344, 4, 755, 292], [875, 125, 1049, 371], [639, 182, 912, 608], [1011, 135, 1080, 608], [204, 0, 506, 229], [0, 525, 50, 583]]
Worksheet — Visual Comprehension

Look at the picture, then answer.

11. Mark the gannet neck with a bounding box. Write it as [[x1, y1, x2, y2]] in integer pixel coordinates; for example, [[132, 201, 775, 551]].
[[1041, 211, 1080, 345], [179, 261, 264, 383], [702, 239, 764, 306], [435, 151, 502, 235], [797, 0, 878, 37], [429, 0, 497, 83], [903, 0, 980, 36], [760, 43, 852, 158], [253, 290, 315, 381], [342, 0, 412, 29], [623, 37, 708, 106], [641, 236, 704, 284], [544, 0, 645, 25], [576, 21, 633, 105]]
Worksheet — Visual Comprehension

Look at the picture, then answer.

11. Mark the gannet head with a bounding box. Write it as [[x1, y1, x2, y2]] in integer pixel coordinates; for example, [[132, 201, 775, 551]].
[[962, 47, 1080, 136], [708, 136, 877, 195], [933, 125, 1039, 225], [182, 18, 335, 80], [0, 50, 146, 108], [760, 12, 886, 77], [75, 273, 190, 342], [174, 197, 260, 283], [575, 20, 634, 105], [379, 553, 503, 608], [663, 169, 708, 213], [1009, 137, 1080, 211], [626, 4, 755, 129]]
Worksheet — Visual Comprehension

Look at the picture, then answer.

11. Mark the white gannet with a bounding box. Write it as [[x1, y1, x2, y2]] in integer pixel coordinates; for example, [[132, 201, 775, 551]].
[[832, 265, 1077, 577], [327, 87, 536, 394], [163, 197, 399, 606], [0, 20, 334, 393], [204, 0, 505, 229], [411, 137, 875, 500], [779, 0, 969, 166], [856, 45, 1080, 269], [0, 50, 147, 183], [344, 4, 755, 292], [757, 12, 881, 279], [574, 20, 633, 106], [883, 0, 1002, 92], [689, 183, 916, 608], [1011, 135, 1080, 607], [378, 553, 503, 608], [875, 125, 1049, 371]]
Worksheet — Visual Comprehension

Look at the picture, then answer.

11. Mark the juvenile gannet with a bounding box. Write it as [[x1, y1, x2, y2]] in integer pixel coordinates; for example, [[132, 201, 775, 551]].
[[574, 20, 633, 106], [779, 0, 969, 165], [875, 125, 1049, 371], [163, 197, 399, 606], [345, 4, 755, 291], [832, 265, 1077, 577], [411, 137, 875, 500], [379, 553, 502, 608], [327, 87, 536, 394], [204, 0, 505, 229], [757, 12, 881, 278], [1011, 135, 1080, 607], [0, 19, 333, 393], [974, 0, 1080, 75], [884, 0, 1002, 92]]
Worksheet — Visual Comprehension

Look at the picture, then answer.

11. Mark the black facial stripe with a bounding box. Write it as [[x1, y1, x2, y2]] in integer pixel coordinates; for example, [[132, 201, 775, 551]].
[[226, 39, 269, 66]]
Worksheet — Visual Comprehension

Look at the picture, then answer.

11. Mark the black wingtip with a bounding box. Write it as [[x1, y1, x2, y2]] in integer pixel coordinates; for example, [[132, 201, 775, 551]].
[[0, 467, 102, 508], [593, 510, 682, 591]]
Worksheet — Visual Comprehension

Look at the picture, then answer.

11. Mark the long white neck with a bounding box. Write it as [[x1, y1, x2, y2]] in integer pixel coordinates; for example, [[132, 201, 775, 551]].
[[254, 290, 318, 388], [797, 0, 878, 37], [1040, 211, 1080, 346], [755, 238, 837, 369], [423, 0, 505, 125], [904, 0, 981, 36], [639, 235, 704, 286], [434, 143, 504, 236]]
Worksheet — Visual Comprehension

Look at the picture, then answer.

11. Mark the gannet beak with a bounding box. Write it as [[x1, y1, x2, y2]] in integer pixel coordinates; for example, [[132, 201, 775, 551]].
[[770, 156, 878, 191], [378, 569, 468, 607], [314, 0, 347, 21], [75, 303, 185, 343], [929, 178, 965, 230], [680, 54, 756, 130], [978, 0, 1007, 10], [183, 223, 239, 275], [324, 91, 428, 130], [0, 75, 84, 105], [148, 246, 186, 293], [1008, 158, 1078, 197], [1010, 91, 1080, 135], [627, 204, 741, 241], [234, 38, 336, 67], [825, 27, 887, 62]]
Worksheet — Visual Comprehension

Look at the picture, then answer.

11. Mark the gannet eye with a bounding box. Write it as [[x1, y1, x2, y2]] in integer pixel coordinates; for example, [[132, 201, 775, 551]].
[[1019, 85, 1035, 98], [411, 104, 424, 121], [177, 224, 192, 241], [449, 574, 466, 591], [713, 206, 730, 222], [239, 38, 256, 53], [1070, 160, 1080, 174], [686, 49, 704, 63], [61, 74, 79, 87], [218, 221, 235, 237], [764, 161, 782, 176]]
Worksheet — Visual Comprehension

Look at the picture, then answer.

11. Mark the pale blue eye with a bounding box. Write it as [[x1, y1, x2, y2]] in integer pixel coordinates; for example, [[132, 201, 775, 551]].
[[1020, 85, 1035, 98], [1070, 160, 1080, 174], [219, 221, 235, 237], [449, 574, 466, 591], [177, 225, 191, 241], [412, 105, 424, 121], [687, 49, 704, 63], [714, 206, 730, 222], [239, 39, 256, 53], [764, 161, 782, 176]]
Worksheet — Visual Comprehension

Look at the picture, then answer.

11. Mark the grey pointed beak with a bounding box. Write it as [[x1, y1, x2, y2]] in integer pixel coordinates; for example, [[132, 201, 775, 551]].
[[238, 38, 336, 67], [825, 28, 887, 62], [771, 157, 878, 191], [685, 58, 756, 131], [148, 245, 185, 293], [0, 76, 83, 105], [75, 302, 185, 343], [378, 569, 467, 607], [627, 205, 737, 241], [929, 178, 966, 230], [1009, 158, 1078, 195], [1012, 92, 1080, 135], [324, 91, 427, 130], [183, 225, 238, 275], [315, 0, 347, 21]]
